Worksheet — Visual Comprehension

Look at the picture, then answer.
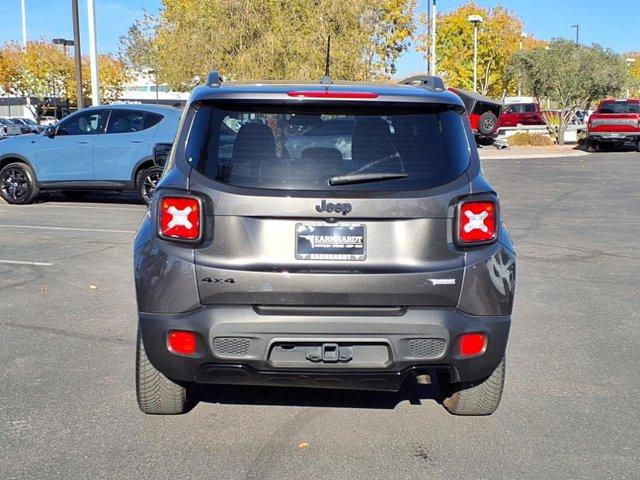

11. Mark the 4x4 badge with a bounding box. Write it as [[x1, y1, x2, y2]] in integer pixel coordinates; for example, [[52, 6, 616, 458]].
[[315, 200, 352, 215]]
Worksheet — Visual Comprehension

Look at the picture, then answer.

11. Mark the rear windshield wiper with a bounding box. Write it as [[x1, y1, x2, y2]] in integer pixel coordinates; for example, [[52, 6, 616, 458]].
[[328, 172, 408, 186]]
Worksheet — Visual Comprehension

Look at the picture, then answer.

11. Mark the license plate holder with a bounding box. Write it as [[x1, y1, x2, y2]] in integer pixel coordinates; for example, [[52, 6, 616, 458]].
[[296, 223, 366, 261]]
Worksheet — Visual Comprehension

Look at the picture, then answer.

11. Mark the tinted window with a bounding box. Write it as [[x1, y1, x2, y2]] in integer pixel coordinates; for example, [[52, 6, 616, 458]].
[[508, 104, 534, 113], [143, 113, 163, 129], [103, 110, 164, 134], [599, 101, 640, 114], [57, 110, 108, 136], [187, 103, 470, 191], [106, 110, 146, 134]]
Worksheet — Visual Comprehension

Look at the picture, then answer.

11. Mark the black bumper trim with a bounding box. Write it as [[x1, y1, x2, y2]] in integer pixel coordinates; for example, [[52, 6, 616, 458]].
[[194, 364, 455, 391]]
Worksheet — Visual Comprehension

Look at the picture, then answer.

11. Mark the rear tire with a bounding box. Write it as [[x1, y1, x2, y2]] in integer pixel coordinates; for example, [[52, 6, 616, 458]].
[[636, 140, 640, 153], [136, 327, 195, 415], [137, 165, 164, 205], [0, 162, 39, 205], [442, 357, 506, 416], [477, 112, 498, 136]]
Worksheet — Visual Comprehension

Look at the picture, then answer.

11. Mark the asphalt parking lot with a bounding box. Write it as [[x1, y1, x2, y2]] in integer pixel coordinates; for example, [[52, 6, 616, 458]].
[[1, 152, 639, 479]]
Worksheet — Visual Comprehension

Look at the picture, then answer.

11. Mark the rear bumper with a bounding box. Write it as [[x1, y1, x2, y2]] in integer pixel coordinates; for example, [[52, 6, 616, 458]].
[[588, 131, 639, 142], [138, 306, 511, 391]]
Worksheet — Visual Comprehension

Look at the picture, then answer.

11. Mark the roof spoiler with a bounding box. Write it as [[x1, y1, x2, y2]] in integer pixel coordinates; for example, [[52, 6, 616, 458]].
[[398, 75, 445, 91], [205, 70, 223, 87]]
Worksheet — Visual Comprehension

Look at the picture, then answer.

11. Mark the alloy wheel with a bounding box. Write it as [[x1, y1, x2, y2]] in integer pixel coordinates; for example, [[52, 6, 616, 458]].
[[140, 168, 163, 203], [1, 167, 29, 202]]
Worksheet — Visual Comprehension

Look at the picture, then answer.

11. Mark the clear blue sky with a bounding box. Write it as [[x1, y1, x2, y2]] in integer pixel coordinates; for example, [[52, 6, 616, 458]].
[[1, 0, 638, 77]]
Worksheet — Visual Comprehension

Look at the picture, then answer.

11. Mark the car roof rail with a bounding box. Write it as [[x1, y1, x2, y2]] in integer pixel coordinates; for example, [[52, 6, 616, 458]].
[[398, 75, 445, 91], [205, 70, 223, 87]]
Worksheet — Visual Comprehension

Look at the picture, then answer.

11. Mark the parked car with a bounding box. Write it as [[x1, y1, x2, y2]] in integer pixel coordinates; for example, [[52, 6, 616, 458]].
[[497, 102, 545, 127], [133, 72, 516, 417], [39, 116, 59, 126], [11, 117, 42, 133], [0, 104, 180, 205], [587, 99, 640, 151], [0, 117, 24, 137]]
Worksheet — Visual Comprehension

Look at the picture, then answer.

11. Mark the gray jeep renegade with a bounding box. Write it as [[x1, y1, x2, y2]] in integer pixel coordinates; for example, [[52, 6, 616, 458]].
[[134, 73, 516, 416]]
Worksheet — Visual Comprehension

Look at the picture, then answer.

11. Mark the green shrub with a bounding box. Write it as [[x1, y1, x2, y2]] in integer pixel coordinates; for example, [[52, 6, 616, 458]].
[[507, 132, 554, 147]]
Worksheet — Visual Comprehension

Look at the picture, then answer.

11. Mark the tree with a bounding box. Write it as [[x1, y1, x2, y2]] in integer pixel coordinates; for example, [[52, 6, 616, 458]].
[[0, 41, 70, 118], [93, 55, 128, 103], [416, 2, 542, 97], [509, 39, 631, 145], [120, 0, 416, 89], [625, 52, 640, 97], [119, 12, 160, 73], [362, 0, 417, 79], [0, 41, 128, 118]]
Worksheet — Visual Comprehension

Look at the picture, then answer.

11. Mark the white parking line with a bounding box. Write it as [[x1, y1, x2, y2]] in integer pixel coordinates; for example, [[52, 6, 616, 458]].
[[0, 224, 135, 234], [0, 259, 53, 266], [0, 203, 144, 212]]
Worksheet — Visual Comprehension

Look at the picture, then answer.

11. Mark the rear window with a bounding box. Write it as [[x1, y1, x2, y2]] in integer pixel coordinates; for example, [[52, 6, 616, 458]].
[[143, 113, 163, 129], [598, 101, 640, 114], [187, 103, 470, 191], [507, 104, 536, 113]]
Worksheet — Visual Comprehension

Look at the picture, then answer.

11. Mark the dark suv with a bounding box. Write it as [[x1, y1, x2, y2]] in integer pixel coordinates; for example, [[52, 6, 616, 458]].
[[134, 73, 516, 416]]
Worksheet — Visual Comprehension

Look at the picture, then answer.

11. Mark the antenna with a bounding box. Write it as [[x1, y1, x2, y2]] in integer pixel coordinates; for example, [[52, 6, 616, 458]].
[[320, 34, 333, 84]]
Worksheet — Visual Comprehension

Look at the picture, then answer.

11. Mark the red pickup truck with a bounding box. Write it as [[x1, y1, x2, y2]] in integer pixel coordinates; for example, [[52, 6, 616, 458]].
[[497, 103, 545, 128], [587, 99, 640, 151]]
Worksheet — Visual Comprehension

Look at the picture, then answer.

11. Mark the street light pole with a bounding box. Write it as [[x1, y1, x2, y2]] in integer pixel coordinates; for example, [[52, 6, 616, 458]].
[[473, 24, 478, 92], [571, 24, 579, 44], [21, 0, 32, 118], [21, 0, 27, 47], [426, 0, 431, 74], [518, 31, 525, 97], [468, 15, 483, 93], [431, 0, 437, 76], [87, 0, 100, 106], [53, 39, 75, 115], [71, 0, 84, 110]]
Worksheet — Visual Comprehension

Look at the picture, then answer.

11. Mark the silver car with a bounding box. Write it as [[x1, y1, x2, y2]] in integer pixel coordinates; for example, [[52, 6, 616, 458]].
[[10, 117, 41, 133], [0, 117, 23, 137]]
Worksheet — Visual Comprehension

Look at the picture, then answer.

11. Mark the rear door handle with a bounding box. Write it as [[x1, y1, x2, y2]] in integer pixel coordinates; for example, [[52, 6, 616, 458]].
[[129, 140, 145, 143], [77, 140, 93, 144]]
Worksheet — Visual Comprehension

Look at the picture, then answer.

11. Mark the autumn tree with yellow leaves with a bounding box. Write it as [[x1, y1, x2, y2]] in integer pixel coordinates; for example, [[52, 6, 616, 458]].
[[417, 2, 544, 97], [120, 0, 416, 89], [0, 40, 127, 118], [0, 41, 70, 117], [625, 52, 640, 97]]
